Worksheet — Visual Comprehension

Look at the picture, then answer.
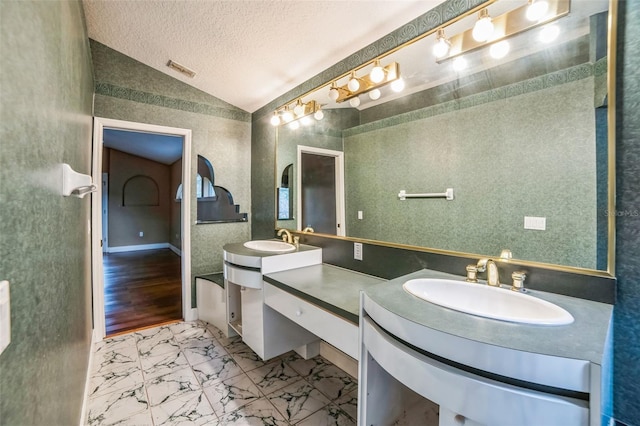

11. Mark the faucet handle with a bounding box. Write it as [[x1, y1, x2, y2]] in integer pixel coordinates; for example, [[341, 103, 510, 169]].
[[293, 236, 299, 249], [465, 264, 478, 283], [511, 271, 527, 292]]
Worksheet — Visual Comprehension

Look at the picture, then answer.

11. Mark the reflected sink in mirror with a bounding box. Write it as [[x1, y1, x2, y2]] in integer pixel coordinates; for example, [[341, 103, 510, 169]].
[[243, 240, 296, 253], [403, 278, 574, 326]]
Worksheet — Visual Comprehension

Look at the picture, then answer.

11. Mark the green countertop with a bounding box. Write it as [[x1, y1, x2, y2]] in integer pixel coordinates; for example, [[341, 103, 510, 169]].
[[264, 264, 385, 324]]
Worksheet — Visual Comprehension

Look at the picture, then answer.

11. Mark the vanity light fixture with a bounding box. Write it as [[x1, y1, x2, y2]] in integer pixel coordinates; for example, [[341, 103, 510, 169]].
[[329, 61, 401, 103], [472, 8, 494, 42], [369, 89, 381, 100], [349, 96, 361, 107], [435, 0, 569, 63], [369, 60, 385, 84], [289, 121, 300, 130], [347, 71, 361, 92], [526, 0, 549, 21], [432, 28, 451, 58], [328, 82, 340, 101], [271, 100, 323, 127]]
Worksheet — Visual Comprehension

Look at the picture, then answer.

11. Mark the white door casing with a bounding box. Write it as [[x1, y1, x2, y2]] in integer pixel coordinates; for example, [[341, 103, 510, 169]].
[[91, 117, 194, 341]]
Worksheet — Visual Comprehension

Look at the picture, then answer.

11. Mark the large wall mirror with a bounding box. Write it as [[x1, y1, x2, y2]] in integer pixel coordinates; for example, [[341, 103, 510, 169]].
[[275, 0, 615, 274]]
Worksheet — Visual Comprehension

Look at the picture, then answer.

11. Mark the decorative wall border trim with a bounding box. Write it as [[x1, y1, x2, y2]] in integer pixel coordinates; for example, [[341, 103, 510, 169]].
[[254, 0, 487, 119], [95, 82, 251, 122], [343, 62, 597, 137]]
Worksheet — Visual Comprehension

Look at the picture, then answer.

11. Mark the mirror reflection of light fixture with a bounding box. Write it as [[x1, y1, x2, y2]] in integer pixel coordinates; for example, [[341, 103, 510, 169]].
[[289, 121, 300, 130], [452, 56, 468, 71], [282, 107, 294, 123], [391, 78, 405, 93], [489, 40, 510, 59], [314, 105, 324, 120], [539, 24, 560, 43], [526, 0, 549, 21], [472, 8, 494, 42], [432, 28, 451, 58], [369, 60, 385, 83], [270, 111, 280, 126], [271, 100, 323, 127], [369, 89, 381, 100], [331, 61, 401, 103], [349, 96, 361, 107]]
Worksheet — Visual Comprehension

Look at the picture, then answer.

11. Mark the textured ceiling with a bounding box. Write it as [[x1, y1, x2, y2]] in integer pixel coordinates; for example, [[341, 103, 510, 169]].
[[82, 0, 443, 113]]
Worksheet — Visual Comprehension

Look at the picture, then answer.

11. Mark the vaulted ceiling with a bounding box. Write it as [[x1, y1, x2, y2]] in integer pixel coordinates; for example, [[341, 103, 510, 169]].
[[82, 0, 444, 113]]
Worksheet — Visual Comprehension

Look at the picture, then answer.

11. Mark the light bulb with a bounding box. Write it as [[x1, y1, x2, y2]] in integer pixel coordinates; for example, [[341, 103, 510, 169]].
[[328, 83, 339, 101], [369, 89, 381, 100], [452, 56, 467, 71], [432, 28, 450, 58], [349, 96, 361, 107], [526, 0, 549, 21], [472, 9, 494, 42], [314, 109, 324, 120], [289, 121, 300, 130], [270, 113, 280, 126], [391, 78, 405, 93], [489, 40, 510, 59], [370, 61, 385, 83], [293, 101, 304, 116], [301, 116, 312, 126], [347, 73, 360, 92], [539, 25, 560, 43], [282, 109, 293, 123]]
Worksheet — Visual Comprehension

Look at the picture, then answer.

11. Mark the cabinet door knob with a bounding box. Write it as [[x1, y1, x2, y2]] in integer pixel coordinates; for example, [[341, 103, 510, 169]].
[[295, 309, 302, 316]]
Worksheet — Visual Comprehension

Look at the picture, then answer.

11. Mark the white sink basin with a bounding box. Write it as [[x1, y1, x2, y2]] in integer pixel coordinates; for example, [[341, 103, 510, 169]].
[[243, 240, 296, 253], [402, 278, 574, 326]]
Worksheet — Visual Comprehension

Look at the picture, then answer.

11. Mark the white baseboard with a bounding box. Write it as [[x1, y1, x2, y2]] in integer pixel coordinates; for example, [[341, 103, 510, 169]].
[[107, 243, 169, 253], [169, 244, 182, 256], [79, 328, 98, 426], [184, 308, 198, 322]]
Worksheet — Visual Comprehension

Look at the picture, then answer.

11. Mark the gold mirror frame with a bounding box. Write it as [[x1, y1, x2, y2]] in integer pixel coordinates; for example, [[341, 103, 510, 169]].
[[274, 0, 617, 278]]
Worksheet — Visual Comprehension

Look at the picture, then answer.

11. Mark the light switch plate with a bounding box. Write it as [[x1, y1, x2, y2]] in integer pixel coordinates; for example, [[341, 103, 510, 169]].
[[524, 216, 546, 230]]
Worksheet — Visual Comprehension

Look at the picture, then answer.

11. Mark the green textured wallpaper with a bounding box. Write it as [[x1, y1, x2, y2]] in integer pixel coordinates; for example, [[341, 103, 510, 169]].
[[90, 41, 252, 304], [0, 1, 94, 424], [344, 77, 598, 269]]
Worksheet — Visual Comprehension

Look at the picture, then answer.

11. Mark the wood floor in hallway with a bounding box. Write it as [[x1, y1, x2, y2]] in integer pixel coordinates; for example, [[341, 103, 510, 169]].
[[103, 248, 182, 336]]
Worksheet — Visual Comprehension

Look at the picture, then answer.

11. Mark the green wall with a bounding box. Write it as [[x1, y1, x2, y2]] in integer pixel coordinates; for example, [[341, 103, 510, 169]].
[[344, 76, 598, 269], [90, 41, 252, 300], [0, 1, 94, 424]]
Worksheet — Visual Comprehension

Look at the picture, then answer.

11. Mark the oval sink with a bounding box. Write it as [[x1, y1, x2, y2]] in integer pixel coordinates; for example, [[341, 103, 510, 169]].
[[402, 278, 574, 326], [243, 240, 296, 253]]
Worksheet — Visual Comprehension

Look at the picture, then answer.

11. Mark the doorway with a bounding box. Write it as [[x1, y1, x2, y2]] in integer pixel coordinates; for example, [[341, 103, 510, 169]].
[[91, 118, 193, 341], [296, 145, 345, 236]]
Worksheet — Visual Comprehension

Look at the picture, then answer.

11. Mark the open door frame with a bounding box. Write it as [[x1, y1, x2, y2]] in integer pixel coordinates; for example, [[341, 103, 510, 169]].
[[91, 117, 194, 341]]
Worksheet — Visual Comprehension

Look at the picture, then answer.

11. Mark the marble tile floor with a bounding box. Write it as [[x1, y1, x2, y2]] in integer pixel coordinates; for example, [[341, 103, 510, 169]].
[[86, 321, 357, 426]]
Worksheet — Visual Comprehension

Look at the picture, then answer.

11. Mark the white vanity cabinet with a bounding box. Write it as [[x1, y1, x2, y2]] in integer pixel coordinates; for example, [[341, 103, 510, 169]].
[[223, 243, 322, 360], [359, 269, 613, 426]]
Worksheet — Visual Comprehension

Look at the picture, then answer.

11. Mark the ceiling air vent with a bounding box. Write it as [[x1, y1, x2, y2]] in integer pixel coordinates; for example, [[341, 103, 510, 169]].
[[167, 60, 196, 78]]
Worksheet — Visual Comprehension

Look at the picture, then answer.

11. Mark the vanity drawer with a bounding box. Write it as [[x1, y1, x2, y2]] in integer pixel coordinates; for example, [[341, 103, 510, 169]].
[[264, 283, 359, 359]]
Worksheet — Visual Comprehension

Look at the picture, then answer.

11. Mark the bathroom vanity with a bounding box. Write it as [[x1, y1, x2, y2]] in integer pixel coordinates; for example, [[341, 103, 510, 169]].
[[359, 269, 613, 426], [222, 241, 322, 360]]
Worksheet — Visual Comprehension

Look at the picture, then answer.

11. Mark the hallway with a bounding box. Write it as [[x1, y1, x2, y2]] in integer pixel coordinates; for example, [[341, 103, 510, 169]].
[[104, 249, 182, 336]]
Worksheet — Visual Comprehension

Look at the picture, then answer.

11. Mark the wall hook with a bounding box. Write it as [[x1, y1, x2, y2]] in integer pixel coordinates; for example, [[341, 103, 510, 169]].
[[61, 163, 96, 198]]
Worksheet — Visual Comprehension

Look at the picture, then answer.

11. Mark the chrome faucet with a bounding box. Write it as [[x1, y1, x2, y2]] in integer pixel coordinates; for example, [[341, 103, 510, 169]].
[[476, 258, 500, 287], [277, 228, 293, 244]]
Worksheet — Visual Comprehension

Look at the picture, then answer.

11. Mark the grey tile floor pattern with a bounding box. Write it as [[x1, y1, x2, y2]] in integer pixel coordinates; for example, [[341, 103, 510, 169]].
[[86, 321, 357, 425]]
